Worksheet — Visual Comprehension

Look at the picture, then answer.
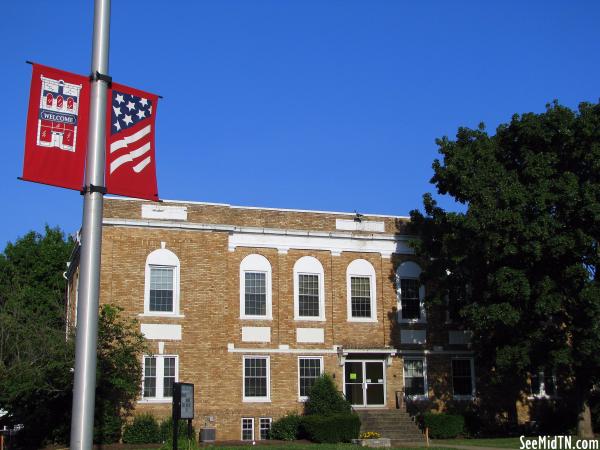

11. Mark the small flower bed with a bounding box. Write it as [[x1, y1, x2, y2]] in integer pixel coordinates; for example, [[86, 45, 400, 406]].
[[359, 431, 381, 439]]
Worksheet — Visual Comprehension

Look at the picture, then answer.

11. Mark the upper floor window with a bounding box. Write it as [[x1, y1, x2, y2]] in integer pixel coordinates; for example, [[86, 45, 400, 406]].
[[240, 254, 272, 320], [452, 358, 475, 399], [396, 261, 426, 323], [144, 246, 180, 316], [293, 256, 325, 321], [346, 259, 377, 322]]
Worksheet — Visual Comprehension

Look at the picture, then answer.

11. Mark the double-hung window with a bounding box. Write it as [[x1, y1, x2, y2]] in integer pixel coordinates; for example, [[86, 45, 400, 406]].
[[241, 418, 254, 441], [346, 259, 377, 322], [243, 356, 270, 402], [259, 418, 272, 440], [298, 356, 323, 400], [530, 370, 556, 398], [144, 247, 180, 316], [403, 358, 427, 399], [396, 261, 425, 323], [240, 255, 272, 320], [141, 355, 178, 402], [451, 358, 475, 399], [294, 256, 325, 321]]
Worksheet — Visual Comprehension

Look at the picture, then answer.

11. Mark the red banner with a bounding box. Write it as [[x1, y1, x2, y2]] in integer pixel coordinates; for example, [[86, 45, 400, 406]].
[[105, 82, 159, 201], [22, 64, 90, 190]]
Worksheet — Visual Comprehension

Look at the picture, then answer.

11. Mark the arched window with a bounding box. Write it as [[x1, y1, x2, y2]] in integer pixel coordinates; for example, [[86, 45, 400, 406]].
[[293, 256, 325, 321], [396, 261, 426, 323], [346, 259, 377, 322], [240, 254, 272, 320], [144, 246, 180, 315]]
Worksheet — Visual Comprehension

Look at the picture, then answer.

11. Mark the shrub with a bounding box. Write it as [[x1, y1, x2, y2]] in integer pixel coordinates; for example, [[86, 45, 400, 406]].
[[122, 413, 161, 444], [301, 413, 360, 443], [421, 413, 464, 438], [93, 401, 123, 444], [305, 374, 351, 416], [159, 417, 196, 443], [269, 414, 303, 440]]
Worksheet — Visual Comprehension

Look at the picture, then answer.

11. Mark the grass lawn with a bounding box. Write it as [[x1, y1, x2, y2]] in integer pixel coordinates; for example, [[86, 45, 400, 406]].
[[433, 437, 524, 448], [138, 444, 456, 450]]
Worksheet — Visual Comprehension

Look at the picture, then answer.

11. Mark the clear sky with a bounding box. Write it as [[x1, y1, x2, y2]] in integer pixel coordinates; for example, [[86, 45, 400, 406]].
[[1, 0, 599, 247]]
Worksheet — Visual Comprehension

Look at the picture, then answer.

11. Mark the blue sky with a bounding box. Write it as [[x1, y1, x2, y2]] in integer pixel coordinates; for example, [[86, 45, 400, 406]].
[[1, 1, 599, 247]]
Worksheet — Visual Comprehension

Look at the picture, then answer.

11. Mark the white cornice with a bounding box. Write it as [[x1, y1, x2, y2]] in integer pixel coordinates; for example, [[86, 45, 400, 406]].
[[102, 218, 415, 257]]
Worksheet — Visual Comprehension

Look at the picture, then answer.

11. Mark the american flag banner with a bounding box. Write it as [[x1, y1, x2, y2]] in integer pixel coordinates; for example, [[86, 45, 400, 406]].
[[105, 82, 159, 201]]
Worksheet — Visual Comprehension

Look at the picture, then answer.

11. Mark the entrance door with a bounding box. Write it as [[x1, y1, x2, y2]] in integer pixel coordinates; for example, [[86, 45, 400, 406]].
[[344, 361, 385, 407]]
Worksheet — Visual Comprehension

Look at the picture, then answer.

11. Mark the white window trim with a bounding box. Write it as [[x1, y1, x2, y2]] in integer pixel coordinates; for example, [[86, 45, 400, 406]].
[[258, 417, 272, 440], [403, 357, 428, 400], [396, 261, 426, 324], [346, 259, 377, 323], [144, 248, 180, 316], [243, 355, 271, 403], [241, 417, 255, 441], [240, 254, 273, 320], [293, 256, 325, 321], [297, 356, 324, 401], [451, 357, 476, 400], [139, 354, 179, 403], [528, 370, 557, 399]]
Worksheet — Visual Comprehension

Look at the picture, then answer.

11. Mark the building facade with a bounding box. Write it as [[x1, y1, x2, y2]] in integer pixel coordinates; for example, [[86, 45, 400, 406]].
[[66, 197, 477, 441]]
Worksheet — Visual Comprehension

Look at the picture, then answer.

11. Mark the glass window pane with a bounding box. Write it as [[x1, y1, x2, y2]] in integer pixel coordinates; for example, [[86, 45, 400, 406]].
[[298, 274, 320, 317], [299, 358, 322, 397], [401, 279, 420, 320], [150, 266, 174, 312], [143, 357, 156, 398], [452, 360, 473, 396], [351, 276, 371, 318], [259, 418, 271, 440], [242, 418, 254, 441], [244, 357, 268, 397], [163, 357, 175, 398], [404, 359, 425, 396], [245, 272, 266, 316]]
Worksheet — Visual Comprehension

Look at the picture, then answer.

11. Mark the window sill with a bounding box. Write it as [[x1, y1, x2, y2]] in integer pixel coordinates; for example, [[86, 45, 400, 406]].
[[347, 318, 378, 323], [294, 317, 326, 322], [242, 398, 271, 403], [298, 397, 308, 402], [139, 313, 185, 318], [240, 316, 273, 321], [138, 398, 172, 404], [405, 395, 429, 401], [398, 319, 427, 324], [453, 395, 476, 401]]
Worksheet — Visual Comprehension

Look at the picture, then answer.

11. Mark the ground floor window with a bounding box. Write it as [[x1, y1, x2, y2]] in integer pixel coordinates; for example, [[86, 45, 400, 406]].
[[298, 356, 323, 399], [259, 417, 272, 440], [403, 358, 427, 399], [241, 417, 254, 441], [451, 358, 475, 399], [243, 356, 270, 401], [142, 355, 178, 401], [530, 370, 556, 398]]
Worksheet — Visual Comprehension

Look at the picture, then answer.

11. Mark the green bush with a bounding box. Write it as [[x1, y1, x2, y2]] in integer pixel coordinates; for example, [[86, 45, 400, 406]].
[[122, 413, 161, 444], [305, 374, 351, 416], [93, 401, 123, 444], [421, 413, 464, 438], [269, 414, 303, 440], [301, 413, 360, 443], [159, 417, 196, 443]]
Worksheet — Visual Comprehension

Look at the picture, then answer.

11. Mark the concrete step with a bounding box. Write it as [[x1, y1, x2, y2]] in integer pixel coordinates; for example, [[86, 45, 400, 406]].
[[354, 409, 424, 442]]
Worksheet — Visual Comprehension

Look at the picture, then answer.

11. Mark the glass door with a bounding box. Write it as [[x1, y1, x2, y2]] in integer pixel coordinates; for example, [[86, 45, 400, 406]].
[[344, 361, 364, 405], [344, 361, 386, 407]]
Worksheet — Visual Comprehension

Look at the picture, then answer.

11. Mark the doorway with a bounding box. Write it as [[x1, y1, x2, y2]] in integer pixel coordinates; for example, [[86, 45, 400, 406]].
[[343, 360, 385, 407]]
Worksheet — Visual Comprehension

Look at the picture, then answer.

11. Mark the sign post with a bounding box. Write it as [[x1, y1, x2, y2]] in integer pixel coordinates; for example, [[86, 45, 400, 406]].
[[69, 0, 111, 448], [172, 383, 194, 450]]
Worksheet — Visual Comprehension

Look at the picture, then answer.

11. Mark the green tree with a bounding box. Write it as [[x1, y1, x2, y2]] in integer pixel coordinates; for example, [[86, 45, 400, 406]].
[[0, 227, 148, 447], [305, 374, 351, 416], [410, 101, 600, 437], [0, 227, 75, 447]]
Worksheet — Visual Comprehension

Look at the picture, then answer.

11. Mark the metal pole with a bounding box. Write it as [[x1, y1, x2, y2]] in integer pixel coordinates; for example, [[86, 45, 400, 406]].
[[70, 0, 111, 448]]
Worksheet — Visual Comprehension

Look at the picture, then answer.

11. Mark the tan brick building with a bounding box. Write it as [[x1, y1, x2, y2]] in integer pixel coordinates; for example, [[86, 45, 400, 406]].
[[66, 197, 477, 441]]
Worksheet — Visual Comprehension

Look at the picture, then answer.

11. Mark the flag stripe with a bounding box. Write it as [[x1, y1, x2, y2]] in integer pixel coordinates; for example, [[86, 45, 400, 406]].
[[110, 125, 151, 153], [133, 156, 152, 173], [110, 142, 151, 174]]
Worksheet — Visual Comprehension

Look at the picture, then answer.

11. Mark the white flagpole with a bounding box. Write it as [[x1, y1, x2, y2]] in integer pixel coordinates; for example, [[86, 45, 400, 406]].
[[70, 0, 111, 448]]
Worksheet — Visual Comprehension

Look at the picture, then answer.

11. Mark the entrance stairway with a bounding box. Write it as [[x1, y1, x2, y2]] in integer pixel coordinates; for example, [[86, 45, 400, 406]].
[[355, 409, 425, 444]]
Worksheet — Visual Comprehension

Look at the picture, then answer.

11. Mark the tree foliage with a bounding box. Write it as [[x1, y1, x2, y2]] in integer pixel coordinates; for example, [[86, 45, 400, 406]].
[[305, 373, 351, 416], [0, 227, 148, 447], [409, 101, 600, 436]]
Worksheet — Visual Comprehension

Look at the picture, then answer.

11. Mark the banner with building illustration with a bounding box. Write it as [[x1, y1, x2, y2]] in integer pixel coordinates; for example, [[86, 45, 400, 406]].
[[22, 63, 90, 190]]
